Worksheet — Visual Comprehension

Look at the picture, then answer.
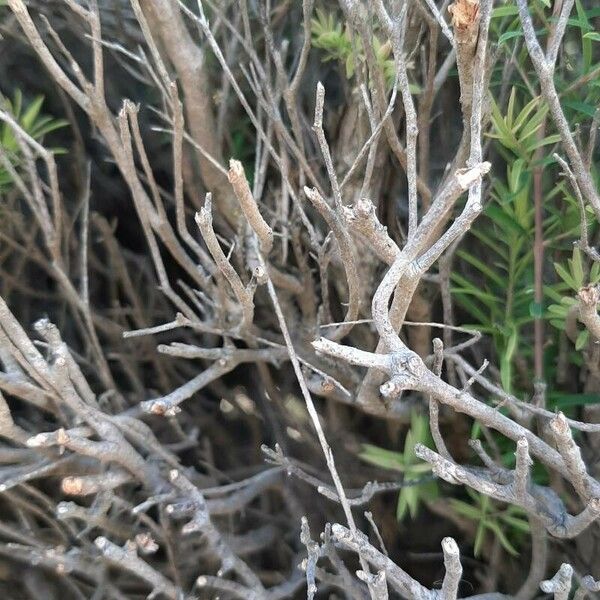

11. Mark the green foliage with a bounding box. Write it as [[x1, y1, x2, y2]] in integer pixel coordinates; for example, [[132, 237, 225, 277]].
[[451, 81, 598, 395], [454, 0, 600, 406], [449, 489, 530, 557], [451, 150, 536, 392], [0, 91, 68, 191], [547, 249, 600, 351], [487, 91, 561, 161], [359, 412, 438, 520], [311, 10, 353, 68], [310, 9, 397, 88]]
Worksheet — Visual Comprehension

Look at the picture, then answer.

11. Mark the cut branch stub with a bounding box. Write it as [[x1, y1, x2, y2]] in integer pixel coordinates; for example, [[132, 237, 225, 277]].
[[448, 0, 481, 120], [448, 0, 480, 42], [228, 159, 273, 255]]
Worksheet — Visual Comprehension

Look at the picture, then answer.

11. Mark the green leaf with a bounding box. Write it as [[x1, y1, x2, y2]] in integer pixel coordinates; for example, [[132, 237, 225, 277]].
[[500, 326, 518, 392], [549, 319, 566, 329], [486, 204, 528, 237], [452, 292, 491, 325], [474, 522, 486, 557], [470, 228, 509, 259], [554, 262, 578, 290], [576, 329, 589, 351], [500, 514, 531, 534], [575, 0, 592, 72], [456, 250, 505, 288], [500, 356, 512, 392], [571, 248, 585, 288], [396, 487, 414, 520], [486, 521, 519, 556], [547, 303, 569, 316], [406, 487, 419, 518], [512, 97, 541, 133], [583, 32, 600, 42], [524, 133, 561, 153], [562, 100, 599, 118], [20, 95, 44, 132], [498, 30, 523, 45], [519, 104, 549, 141], [358, 444, 406, 471], [506, 88, 517, 127], [489, 96, 517, 149], [505, 325, 519, 359], [450, 498, 482, 520], [451, 274, 502, 305], [544, 283, 569, 303], [492, 5, 519, 17], [30, 117, 68, 139]]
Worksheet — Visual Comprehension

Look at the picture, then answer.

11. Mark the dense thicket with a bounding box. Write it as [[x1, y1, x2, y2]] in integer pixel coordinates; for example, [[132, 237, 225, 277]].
[[0, 1, 599, 599]]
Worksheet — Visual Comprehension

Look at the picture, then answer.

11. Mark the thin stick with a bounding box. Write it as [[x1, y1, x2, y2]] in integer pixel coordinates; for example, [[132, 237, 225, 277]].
[[258, 251, 376, 591]]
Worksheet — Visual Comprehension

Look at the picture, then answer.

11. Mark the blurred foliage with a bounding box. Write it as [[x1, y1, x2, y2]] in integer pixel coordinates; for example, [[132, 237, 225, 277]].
[[547, 249, 600, 351], [359, 412, 439, 521], [311, 9, 416, 91], [450, 489, 530, 557], [0, 90, 67, 191]]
